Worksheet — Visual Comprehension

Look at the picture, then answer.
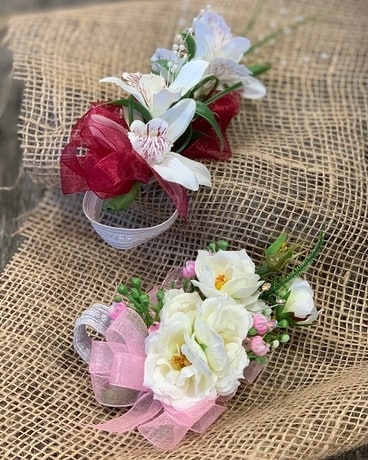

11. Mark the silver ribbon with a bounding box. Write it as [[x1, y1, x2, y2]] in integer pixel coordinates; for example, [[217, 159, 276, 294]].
[[73, 303, 112, 364]]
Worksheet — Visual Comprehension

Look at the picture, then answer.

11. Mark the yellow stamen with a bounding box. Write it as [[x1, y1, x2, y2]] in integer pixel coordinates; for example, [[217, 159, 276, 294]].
[[171, 352, 191, 370], [215, 274, 228, 290]]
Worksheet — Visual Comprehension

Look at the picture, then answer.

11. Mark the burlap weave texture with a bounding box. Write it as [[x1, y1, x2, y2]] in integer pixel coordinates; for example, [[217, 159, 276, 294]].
[[1, 0, 368, 459]]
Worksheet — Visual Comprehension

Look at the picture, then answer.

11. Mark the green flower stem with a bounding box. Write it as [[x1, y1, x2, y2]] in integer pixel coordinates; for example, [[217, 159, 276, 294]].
[[243, 0, 267, 35], [245, 15, 317, 56], [204, 82, 243, 106]]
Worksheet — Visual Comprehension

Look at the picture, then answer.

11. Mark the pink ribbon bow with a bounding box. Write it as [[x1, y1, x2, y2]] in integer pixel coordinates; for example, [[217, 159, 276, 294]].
[[88, 308, 226, 450]]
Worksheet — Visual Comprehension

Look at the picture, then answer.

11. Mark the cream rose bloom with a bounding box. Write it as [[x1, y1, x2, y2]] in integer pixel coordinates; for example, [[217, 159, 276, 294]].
[[283, 278, 318, 324], [144, 311, 217, 410], [159, 289, 202, 323], [196, 296, 252, 395], [192, 250, 263, 306], [144, 294, 252, 410]]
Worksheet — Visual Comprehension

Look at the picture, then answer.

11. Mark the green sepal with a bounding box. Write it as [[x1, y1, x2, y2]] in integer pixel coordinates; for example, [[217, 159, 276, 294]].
[[265, 233, 288, 257], [195, 101, 224, 151]]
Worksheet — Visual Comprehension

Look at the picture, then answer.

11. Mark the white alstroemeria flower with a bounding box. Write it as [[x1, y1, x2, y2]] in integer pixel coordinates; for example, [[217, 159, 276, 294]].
[[192, 249, 263, 306], [283, 278, 319, 325], [100, 60, 208, 117], [193, 9, 266, 99], [144, 311, 217, 410], [128, 98, 211, 190], [159, 289, 202, 323]]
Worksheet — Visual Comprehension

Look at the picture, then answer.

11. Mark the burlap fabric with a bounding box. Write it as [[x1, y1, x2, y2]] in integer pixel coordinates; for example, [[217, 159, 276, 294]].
[[1, 0, 367, 458]]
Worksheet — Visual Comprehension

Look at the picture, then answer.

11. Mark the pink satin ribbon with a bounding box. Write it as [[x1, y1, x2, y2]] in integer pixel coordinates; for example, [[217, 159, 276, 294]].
[[88, 308, 226, 449]]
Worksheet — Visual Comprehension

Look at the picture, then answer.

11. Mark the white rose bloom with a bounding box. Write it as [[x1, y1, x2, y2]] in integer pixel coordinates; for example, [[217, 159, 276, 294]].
[[192, 250, 263, 306], [196, 296, 252, 395], [144, 311, 217, 410], [160, 289, 202, 323], [199, 295, 253, 344], [144, 294, 252, 409], [283, 278, 318, 324]]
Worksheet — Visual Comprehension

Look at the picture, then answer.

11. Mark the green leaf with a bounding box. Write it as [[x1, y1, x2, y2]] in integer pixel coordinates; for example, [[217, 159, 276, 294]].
[[113, 98, 152, 123], [247, 63, 272, 76], [180, 31, 196, 60], [175, 124, 194, 154], [127, 95, 134, 126], [195, 101, 224, 151], [153, 59, 170, 71], [181, 74, 218, 100]]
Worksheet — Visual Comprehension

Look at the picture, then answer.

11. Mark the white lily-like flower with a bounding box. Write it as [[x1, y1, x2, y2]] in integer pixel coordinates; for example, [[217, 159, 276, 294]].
[[100, 60, 208, 117], [193, 8, 266, 99], [128, 98, 211, 190]]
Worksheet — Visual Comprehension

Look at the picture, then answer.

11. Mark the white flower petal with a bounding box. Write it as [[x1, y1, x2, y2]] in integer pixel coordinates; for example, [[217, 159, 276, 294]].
[[194, 318, 227, 373], [161, 99, 196, 142], [209, 58, 250, 85], [129, 118, 170, 163], [241, 76, 267, 99], [220, 37, 251, 62], [169, 60, 209, 94], [152, 152, 209, 190], [169, 152, 211, 186], [152, 88, 182, 117], [99, 76, 147, 108], [193, 18, 214, 58]]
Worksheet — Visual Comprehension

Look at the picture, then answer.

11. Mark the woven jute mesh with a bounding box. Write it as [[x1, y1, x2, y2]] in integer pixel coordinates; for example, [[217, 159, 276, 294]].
[[1, 0, 368, 458]]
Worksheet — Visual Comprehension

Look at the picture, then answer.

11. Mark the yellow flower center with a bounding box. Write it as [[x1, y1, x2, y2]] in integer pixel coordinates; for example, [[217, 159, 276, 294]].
[[171, 351, 191, 370], [215, 274, 228, 290]]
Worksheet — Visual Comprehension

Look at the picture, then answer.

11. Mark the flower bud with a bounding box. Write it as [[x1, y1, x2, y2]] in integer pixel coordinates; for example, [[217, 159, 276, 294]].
[[117, 284, 128, 295], [278, 319, 289, 328], [182, 260, 196, 278], [217, 240, 229, 250], [252, 314, 269, 335], [249, 335, 270, 356], [108, 301, 127, 320], [280, 333, 290, 343], [271, 339, 280, 348], [131, 277, 142, 290]]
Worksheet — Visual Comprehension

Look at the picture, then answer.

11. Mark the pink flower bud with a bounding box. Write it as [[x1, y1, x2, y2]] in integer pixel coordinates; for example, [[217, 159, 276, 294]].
[[249, 335, 270, 357], [148, 322, 160, 333], [108, 301, 127, 320], [182, 260, 196, 278], [252, 314, 269, 335]]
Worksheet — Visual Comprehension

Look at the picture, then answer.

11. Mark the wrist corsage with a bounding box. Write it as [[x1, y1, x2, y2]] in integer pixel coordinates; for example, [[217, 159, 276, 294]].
[[60, 7, 267, 220], [73, 232, 324, 449]]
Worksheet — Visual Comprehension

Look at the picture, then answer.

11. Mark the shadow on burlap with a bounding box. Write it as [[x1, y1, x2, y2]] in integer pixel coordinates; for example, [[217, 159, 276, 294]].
[[1, 1, 367, 459]]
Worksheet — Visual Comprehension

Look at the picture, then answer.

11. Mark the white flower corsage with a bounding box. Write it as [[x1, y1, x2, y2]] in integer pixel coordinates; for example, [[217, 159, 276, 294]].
[[73, 232, 324, 449]]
